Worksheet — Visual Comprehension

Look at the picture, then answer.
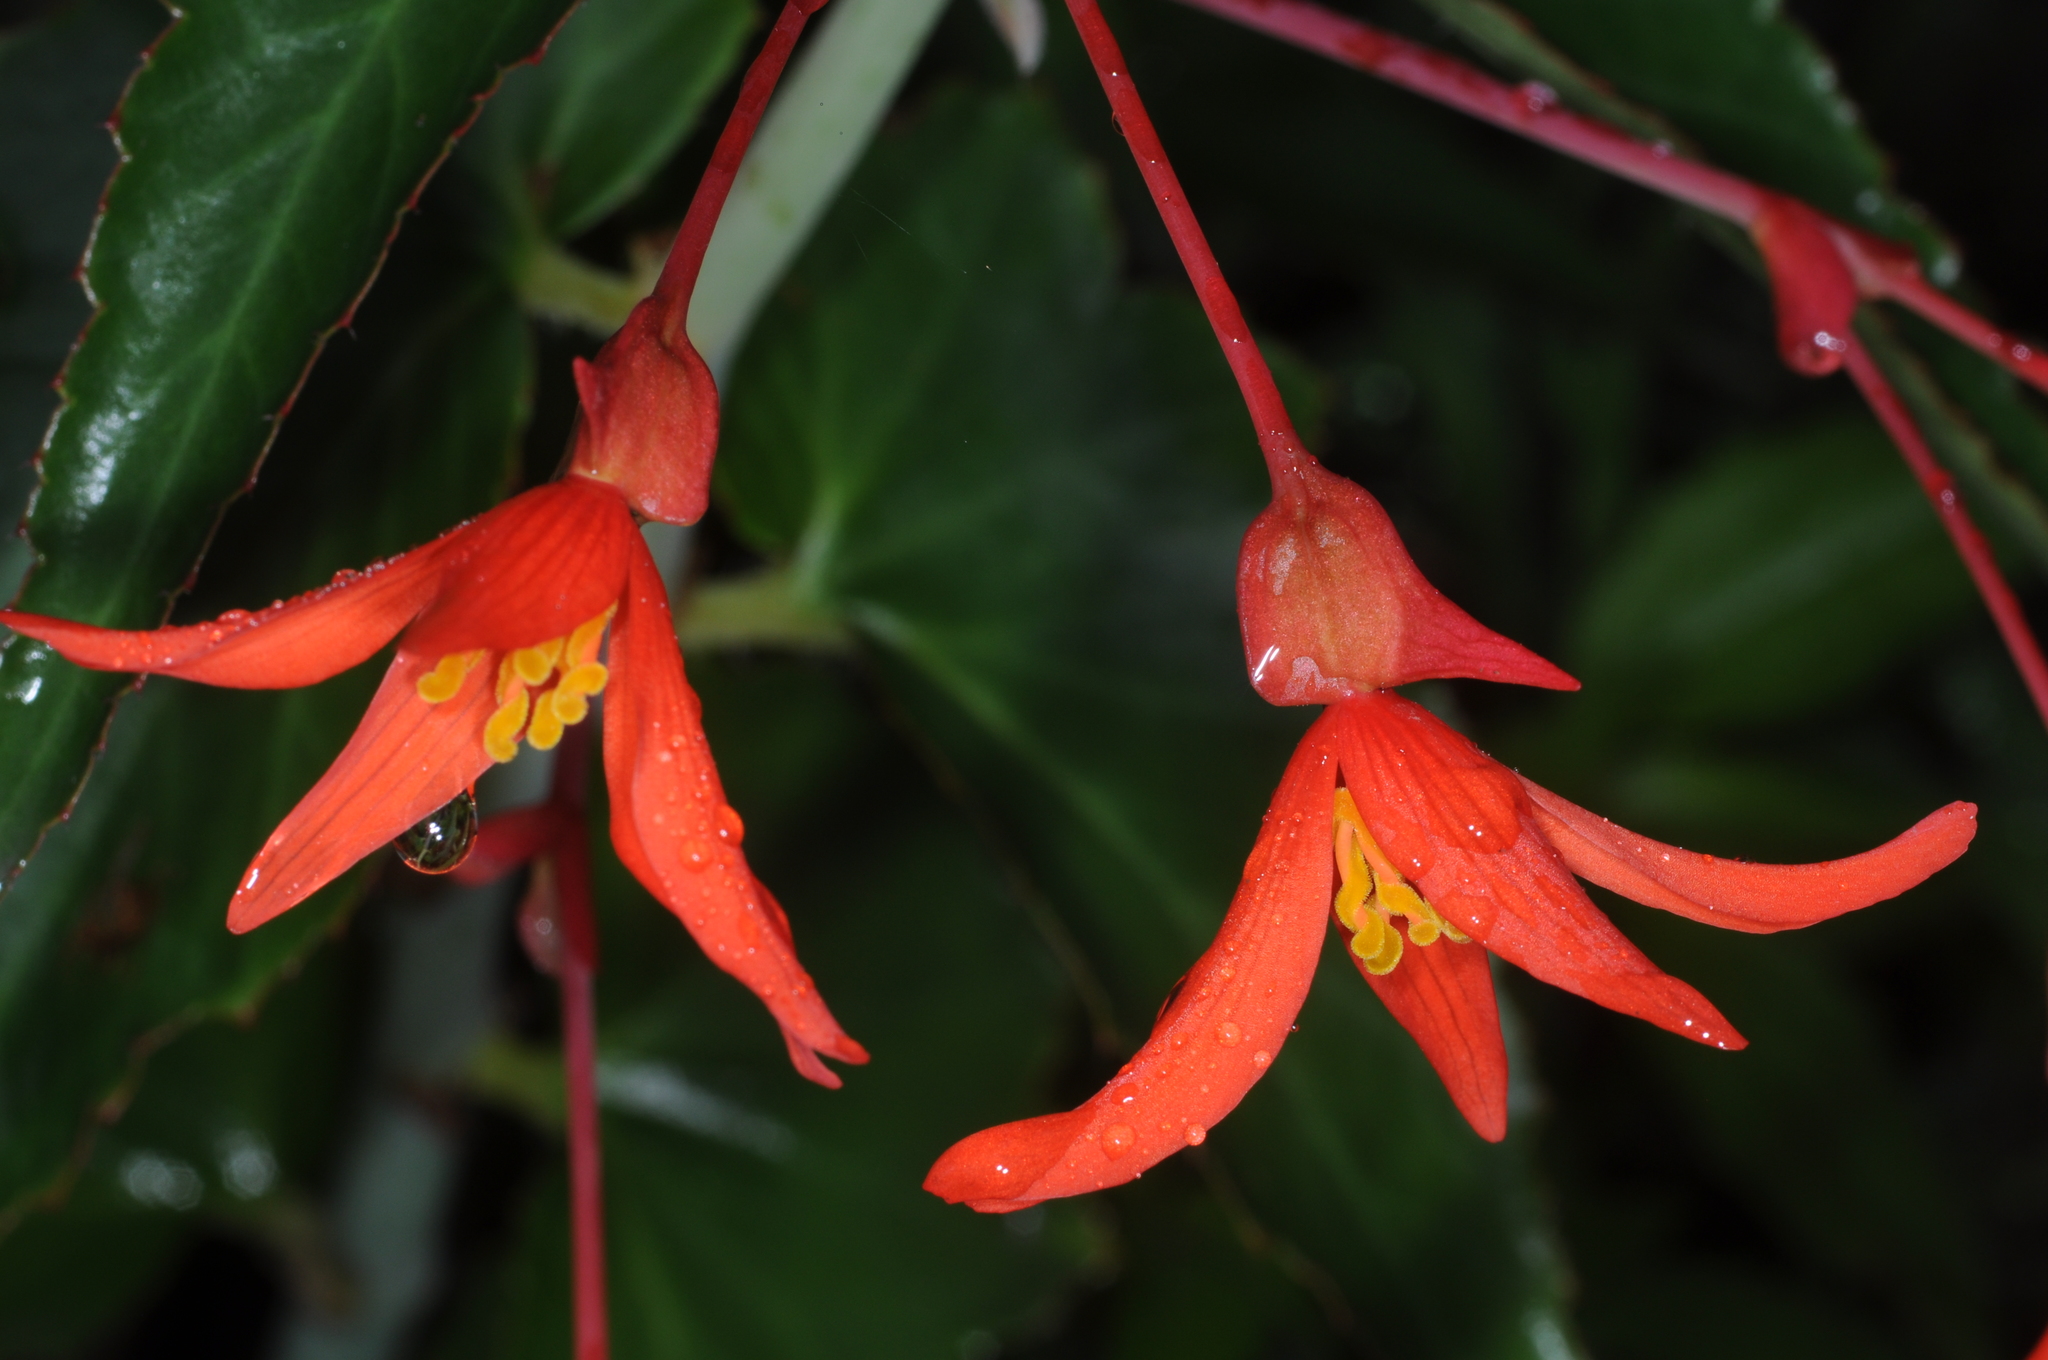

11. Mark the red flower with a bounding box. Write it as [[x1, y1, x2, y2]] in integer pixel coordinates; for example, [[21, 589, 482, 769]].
[[925, 450, 1974, 1209], [0, 472, 865, 1087]]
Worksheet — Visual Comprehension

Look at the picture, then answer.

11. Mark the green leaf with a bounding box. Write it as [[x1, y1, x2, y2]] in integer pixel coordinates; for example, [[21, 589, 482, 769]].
[[0, 0, 575, 891], [714, 87, 1577, 1356], [1567, 417, 1975, 726], [0, 941, 355, 1351], [466, 0, 754, 243], [1488, 0, 1940, 257], [0, 220, 530, 1221]]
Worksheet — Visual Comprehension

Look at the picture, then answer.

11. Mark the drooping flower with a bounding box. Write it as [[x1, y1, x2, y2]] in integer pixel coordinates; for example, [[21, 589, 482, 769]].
[[925, 448, 1974, 1209], [0, 471, 866, 1086]]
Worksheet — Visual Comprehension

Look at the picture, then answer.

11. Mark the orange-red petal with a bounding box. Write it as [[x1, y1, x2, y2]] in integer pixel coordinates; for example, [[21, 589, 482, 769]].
[[1337, 693, 1745, 1051], [1523, 782, 1977, 934], [925, 718, 1340, 1212], [228, 647, 499, 933], [1354, 934, 1508, 1141], [402, 476, 640, 659], [601, 536, 865, 1085], [0, 542, 449, 688]]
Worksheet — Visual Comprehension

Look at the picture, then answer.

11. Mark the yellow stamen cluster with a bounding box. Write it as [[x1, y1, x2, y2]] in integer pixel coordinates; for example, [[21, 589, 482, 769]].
[[1332, 787, 1468, 975], [416, 606, 615, 763]]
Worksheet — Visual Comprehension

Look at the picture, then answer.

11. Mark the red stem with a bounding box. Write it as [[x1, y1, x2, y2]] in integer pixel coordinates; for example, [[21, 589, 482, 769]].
[[1844, 336, 2048, 726], [1059, 0, 1307, 483], [1171, 0, 2048, 401], [550, 727, 608, 1360], [652, 0, 829, 320]]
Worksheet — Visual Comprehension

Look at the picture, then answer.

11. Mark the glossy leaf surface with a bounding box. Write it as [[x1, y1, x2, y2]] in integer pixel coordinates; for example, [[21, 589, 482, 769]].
[[0, 210, 528, 1217], [0, 0, 573, 887]]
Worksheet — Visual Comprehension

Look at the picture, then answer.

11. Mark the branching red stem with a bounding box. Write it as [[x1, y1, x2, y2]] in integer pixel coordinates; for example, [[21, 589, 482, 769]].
[[1175, 0, 1761, 223], [1060, 0, 1307, 484], [653, 0, 830, 318], [1170, 0, 2048, 400], [1844, 336, 2048, 726]]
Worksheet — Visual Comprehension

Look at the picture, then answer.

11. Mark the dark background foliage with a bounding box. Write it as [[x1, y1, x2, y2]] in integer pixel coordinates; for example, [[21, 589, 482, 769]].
[[0, 0, 2042, 1356]]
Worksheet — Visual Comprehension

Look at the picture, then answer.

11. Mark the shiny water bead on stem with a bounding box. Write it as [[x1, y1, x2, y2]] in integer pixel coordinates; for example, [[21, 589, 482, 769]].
[[393, 790, 479, 873]]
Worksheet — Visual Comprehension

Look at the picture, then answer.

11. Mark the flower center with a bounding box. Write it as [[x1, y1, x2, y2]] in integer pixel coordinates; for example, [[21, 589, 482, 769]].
[[1331, 786, 1467, 974], [415, 606, 616, 762]]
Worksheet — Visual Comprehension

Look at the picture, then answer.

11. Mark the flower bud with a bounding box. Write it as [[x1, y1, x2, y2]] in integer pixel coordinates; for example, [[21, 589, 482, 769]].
[[1750, 195, 1859, 377], [1237, 453, 1577, 701], [569, 296, 720, 524]]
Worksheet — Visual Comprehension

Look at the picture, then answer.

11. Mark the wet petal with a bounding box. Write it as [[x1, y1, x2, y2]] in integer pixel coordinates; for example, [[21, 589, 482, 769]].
[[1339, 694, 1744, 1050], [1, 542, 448, 688], [1354, 936, 1508, 1141], [1436, 833, 1743, 1049], [1335, 691, 1526, 881], [403, 476, 640, 658], [925, 717, 1339, 1212], [1523, 781, 1976, 934], [603, 538, 865, 1085], [228, 648, 498, 932]]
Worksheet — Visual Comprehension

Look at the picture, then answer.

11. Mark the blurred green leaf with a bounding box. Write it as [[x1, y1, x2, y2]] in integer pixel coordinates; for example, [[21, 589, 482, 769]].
[[439, 658, 1094, 1359], [466, 0, 754, 242], [1613, 912, 1992, 1360], [0, 0, 575, 893], [0, 941, 357, 1353], [715, 86, 1578, 1356], [1568, 418, 1974, 725]]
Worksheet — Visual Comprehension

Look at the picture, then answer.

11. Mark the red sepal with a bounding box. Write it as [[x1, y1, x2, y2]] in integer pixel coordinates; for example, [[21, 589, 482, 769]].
[[1237, 456, 1577, 701], [925, 716, 1339, 1211], [451, 806, 570, 887], [403, 477, 640, 659], [568, 297, 721, 526], [228, 648, 498, 933], [1751, 194, 1860, 376], [1337, 693, 1745, 1050], [1523, 782, 1976, 934], [602, 537, 865, 1085], [1355, 934, 1508, 1141], [0, 542, 448, 688]]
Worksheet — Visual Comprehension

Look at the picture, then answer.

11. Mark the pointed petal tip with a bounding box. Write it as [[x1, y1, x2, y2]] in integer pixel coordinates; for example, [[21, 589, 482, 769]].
[[781, 1023, 868, 1088], [923, 1109, 1087, 1210]]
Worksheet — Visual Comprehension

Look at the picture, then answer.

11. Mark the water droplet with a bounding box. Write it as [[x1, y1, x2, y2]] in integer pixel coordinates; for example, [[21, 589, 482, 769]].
[[1102, 1123, 1135, 1158], [1215, 1021, 1243, 1047], [1253, 1050, 1271, 1067], [680, 841, 712, 872], [1185, 1124, 1207, 1146], [1518, 80, 1557, 113], [393, 790, 478, 873], [717, 804, 745, 843]]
